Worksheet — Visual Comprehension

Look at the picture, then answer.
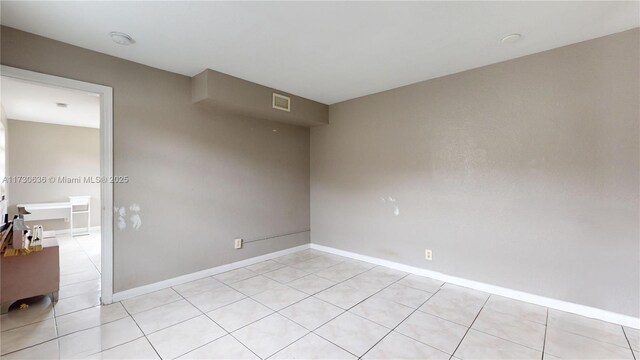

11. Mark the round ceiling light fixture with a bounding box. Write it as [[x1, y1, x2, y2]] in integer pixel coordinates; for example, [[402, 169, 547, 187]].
[[109, 31, 135, 46], [501, 34, 522, 44]]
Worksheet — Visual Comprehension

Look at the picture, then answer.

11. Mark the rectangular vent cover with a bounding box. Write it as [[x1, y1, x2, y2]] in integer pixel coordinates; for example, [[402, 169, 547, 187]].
[[272, 93, 291, 112]]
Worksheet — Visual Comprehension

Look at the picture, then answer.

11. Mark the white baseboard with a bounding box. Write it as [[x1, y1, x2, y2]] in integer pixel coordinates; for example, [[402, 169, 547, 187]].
[[44, 226, 101, 237], [111, 244, 310, 302], [310, 243, 640, 329]]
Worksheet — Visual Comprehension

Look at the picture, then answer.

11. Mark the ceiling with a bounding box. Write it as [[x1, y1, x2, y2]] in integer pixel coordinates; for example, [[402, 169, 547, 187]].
[[1, 2, 638, 105], [1, 77, 100, 128]]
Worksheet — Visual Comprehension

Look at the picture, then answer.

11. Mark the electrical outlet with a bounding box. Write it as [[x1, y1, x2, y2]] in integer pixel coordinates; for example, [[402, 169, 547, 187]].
[[425, 249, 433, 261], [234, 238, 243, 249]]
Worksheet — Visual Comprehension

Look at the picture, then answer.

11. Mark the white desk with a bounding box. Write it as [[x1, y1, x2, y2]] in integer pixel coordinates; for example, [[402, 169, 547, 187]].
[[17, 196, 91, 236]]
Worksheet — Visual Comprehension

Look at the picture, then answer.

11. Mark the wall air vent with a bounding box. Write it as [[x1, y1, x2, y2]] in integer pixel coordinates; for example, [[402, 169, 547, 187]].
[[272, 93, 291, 112], [191, 69, 328, 126]]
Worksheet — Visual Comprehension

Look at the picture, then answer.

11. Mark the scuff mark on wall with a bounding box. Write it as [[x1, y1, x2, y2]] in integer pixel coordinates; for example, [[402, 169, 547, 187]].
[[115, 206, 127, 230], [115, 203, 142, 231], [381, 196, 400, 216], [129, 203, 142, 230]]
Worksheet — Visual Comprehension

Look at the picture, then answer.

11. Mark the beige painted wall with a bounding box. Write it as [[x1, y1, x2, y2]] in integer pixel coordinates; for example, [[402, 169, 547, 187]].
[[312, 29, 640, 317], [7, 120, 100, 230], [1, 26, 311, 292]]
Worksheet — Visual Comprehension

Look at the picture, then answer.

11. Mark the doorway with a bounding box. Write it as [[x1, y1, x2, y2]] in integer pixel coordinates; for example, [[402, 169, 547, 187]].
[[0, 65, 114, 305]]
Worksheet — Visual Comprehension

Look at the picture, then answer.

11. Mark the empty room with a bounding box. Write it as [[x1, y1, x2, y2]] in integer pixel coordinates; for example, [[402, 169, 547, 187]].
[[0, 1, 638, 360]]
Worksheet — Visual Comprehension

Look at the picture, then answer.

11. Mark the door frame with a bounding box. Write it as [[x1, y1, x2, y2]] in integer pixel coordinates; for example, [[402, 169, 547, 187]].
[[1, 65, 115, 304]]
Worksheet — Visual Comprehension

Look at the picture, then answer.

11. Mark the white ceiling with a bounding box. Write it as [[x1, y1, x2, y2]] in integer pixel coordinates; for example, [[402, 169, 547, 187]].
[[1, 77, 100, 128], [1, 1, 638, 104]]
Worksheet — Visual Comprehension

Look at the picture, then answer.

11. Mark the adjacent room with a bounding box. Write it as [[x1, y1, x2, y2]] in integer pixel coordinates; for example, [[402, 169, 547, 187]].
[[0, 1, 638, 360], [0, 77, 102, 314]]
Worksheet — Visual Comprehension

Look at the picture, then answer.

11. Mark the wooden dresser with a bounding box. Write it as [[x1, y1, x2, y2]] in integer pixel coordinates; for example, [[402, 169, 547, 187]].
[[0, 238, 59, 313]]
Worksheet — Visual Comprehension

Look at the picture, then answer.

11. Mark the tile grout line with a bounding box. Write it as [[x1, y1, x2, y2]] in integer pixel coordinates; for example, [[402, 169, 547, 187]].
[[53, 291, 101, 316], [175, 282, 260, 358], [393, 288, 551, 356], [118, 301, 163, 360], [2, 305, 133, 358], [57, 277, 101, 297], [309, 270, 418, 358], [233, 254, 370, 320], [56, 310, 129, 338], [153, 286, 275, 359], [142, 261, 324, 358], [58, 265, 177, 357], [414, 307, 547, 354], [56, 233, 100, 320], [84, 336, 149, 358], [359, 287, 442, 359], [541, 307, 549, 360], [122, 294, 185, 317], [226, 330, 264, 360], [547, 320, 637, 351], [0, 318, 59, 357], [542, 303, 640, 350], [177, 284, 264, 360], [73, 232, 102, 275], [404, 292, 629, 358], [253, 321, 309, 359], [446, 308, 547, 354], [59, 232, 101, 281], [297, 261, 432, 355], [1, 307, 56, 334], [267, 267, 355, 355], [622, 326, 637, 360], [225, 253, 346, 359], [52, 302, 60, 353], [448, 292, 491, 359]]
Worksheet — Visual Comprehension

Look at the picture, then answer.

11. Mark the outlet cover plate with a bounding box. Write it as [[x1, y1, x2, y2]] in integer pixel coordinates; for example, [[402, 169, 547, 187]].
[[425, 249, 432, 261]]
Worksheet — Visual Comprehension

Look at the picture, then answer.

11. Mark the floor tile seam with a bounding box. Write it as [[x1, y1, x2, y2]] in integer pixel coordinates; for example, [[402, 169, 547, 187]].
[[122, 296, 186, 317], [449, 295, 490, 358], [622, 326, 638, 360], [306, 273, 425, 358], [120, 296, 165, 360], [178, 289, 263, 360], [55, 311, 130, 337], [73, 235, 102, 275], [541, 307, 549, 358], [359, 287, 441, 359], [546, 323, 636, 350]]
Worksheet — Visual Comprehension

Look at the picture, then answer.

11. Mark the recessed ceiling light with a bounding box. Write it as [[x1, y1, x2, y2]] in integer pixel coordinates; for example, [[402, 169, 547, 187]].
[[109, 31, 135, 46], [56, 102, 68, 108], [501, 34, 522, 44]]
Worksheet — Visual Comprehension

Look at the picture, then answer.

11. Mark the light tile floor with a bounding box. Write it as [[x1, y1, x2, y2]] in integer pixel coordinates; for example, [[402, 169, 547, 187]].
[[1, 247, 638, 359]]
